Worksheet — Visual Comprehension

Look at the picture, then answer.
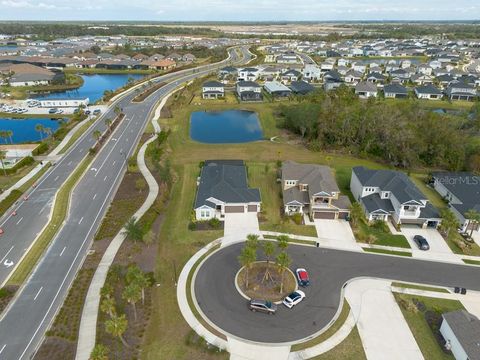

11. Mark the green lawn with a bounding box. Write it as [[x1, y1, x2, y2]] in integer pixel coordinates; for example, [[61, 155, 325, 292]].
[[410, 173, 447, 210], [463, 259, 480, 266], [363, 248, 412, 257], [391, 282, 450, 293], [394, 293, 464, 360], [444, 233, 480, 256], [312, 326, 366, 360], [355, 221, 410, 248]]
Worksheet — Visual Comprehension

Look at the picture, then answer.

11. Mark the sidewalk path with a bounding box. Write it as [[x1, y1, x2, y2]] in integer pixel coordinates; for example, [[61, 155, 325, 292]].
[[75, 94, 168, 360], [0, 162, 47, 203]]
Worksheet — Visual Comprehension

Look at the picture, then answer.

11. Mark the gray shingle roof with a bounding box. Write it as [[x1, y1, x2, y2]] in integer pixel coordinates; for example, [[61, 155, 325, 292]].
[[384, 83, 408, 95], [415, 84, 443, 95], [362, 193, 395, 213], [203, 80, 224, 88], [194, 160, 261, 209], [443, 310, 480, 359]]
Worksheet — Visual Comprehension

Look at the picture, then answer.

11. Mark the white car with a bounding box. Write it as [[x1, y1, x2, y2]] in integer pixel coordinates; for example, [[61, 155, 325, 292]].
[[282, 290, 306, 308]]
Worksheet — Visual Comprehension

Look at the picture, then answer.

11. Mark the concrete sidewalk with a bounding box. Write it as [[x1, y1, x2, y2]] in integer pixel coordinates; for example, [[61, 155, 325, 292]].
[[75, 95, 167, 360], [0, 162, 48, 203]]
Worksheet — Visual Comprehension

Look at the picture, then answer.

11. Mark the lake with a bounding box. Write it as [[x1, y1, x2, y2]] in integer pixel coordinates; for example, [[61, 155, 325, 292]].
[[0, 118, 66, 144], [34, 73, 145, 104], [190, 110, 264, 144]]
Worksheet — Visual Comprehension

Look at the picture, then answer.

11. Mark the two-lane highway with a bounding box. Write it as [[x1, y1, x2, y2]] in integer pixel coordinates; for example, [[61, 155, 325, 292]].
[[0, 46, 251, 359]]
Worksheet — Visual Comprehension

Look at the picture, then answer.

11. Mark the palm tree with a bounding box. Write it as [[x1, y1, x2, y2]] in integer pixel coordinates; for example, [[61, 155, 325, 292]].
[[276, 251, 292, 294], [44, 127, 53, 142], [89, 343, 109, 360], [105, 313, 129, 348], [349, 202, 364, 227], [0, 130, 8, 144], [93, 129, 102, 143], [123, 217, 143, 242], [35, 124, 44, 141], [237, 246, 256, 289], [143, 229, 155, 248], [126, 265, 150, 305], [440, 209, 460, 239], [262, 241, 275, 283], [0, 150, 7, 176], [104, 118, 112, 129], [465, 209, 480, 237], [122, 283, 142, 321], [277, 235, 290, 252], [114, 106, 121, 115], [6, 130, 13, 144], [100, 295, 116, 318], [246, 233, 259, 250]]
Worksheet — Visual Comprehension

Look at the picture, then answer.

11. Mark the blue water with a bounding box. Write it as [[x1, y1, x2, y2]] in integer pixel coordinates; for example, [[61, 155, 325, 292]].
[[190, 110, 263, 143], [0, 118, 66, 144], [34, 73, 144, 103], [0, 45, 18, 51]]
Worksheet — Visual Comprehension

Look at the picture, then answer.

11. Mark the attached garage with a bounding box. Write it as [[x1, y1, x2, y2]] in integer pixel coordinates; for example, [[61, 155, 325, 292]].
[[314, 211, 336, 219], [338, 212, 349, 220], [247, 205, 258, 212], [225, 205, 245, 213]]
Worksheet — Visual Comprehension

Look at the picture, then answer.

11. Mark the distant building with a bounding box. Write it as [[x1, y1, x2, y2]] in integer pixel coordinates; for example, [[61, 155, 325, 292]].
[[236, 81, 262, 101], [39, 98, 89, 108], [202, 81, 225, 99]]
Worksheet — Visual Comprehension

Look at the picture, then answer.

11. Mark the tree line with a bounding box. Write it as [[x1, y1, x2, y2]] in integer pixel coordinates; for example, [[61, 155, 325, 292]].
[[279, 87, 480, 171]]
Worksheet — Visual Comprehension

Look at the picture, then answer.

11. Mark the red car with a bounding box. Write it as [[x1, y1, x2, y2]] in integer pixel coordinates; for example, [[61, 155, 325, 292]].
[[296, 268, 310, 287]]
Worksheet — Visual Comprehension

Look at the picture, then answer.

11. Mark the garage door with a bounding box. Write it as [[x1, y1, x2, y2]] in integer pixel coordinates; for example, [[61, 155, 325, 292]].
[[247, 205, 257, 212], [314, 211, 336, 219], [338, 212, 349, 220], [225, 206, 245, 213]]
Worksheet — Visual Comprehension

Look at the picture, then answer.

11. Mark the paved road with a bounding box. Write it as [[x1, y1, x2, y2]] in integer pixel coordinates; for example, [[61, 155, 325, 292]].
[[0, 46, 251, 360], [195, 242, 480, 343]]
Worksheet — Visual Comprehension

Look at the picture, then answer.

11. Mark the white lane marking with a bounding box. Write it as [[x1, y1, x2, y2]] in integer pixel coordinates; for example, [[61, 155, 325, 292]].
[[16, 217, 23, 225], [33, 287, 43, 301], [67, 161, 72, 166], [54, 176, 59, 182], [103, 176, 107, 181], [112, 160, 116, 166], [0, 344, 5, 354], [59, 247, 66, 257], [78, 217, 84, 225], [79, 148, 84, 152], [92, 194, 97, 200], [0, 246, 14, 264]]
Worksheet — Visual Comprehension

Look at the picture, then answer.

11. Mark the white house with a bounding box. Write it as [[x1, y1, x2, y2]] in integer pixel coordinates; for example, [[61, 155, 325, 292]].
[[414, 84, 443, 100], [355, 82, 378, 99], [202, 81, 225, 99], [237, 67, 259, 82], [440, 310, 480, 360], [302, 64, 322, 81], [236, 81, 262, 101]]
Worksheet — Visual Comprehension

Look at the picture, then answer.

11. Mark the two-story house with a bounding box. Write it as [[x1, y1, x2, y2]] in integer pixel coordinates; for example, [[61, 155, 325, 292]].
[[445, 83, 478, 101], [237, 67, 259, 82], [350, 166, 441, 228], [236, 81, 262, 101], [282, 161, 351, 220], [432, 172, 480, 233], [202, 80, 225, 99]]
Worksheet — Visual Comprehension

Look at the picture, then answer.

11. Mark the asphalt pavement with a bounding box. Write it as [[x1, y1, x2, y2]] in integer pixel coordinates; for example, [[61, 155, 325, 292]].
[[0, 46, 251, 360], [194, 242, 480, 343]]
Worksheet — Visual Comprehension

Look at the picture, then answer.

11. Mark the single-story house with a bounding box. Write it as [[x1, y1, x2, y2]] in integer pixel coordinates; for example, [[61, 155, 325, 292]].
[[264, 81, 292, 97], [282, 161, 351, 219], [236, 81, 262, 101], [289, 80, 315, 95], [440, 310, 480, 360], [351, 166, 441, 228], [366, 72, 386, 84], [344, 70, 363, 85], [384, 83, 408, 99], [414, 84, 443, 100], [355, 81, 378, 99], [431, 172, 480, 233], [141, 59, 176, 70], [202, 81, 225, 99], [0, 63, 63, 87], [446, 83, 478, 101], [194, 160, 261, 221]]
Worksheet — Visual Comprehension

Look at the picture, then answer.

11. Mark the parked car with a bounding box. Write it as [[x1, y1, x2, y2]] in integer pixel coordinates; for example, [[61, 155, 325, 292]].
[[283, 290, 306, 308], [48, 108, 57, 114], [93, 109, 101, 115], [85, 110, 91, 115], [295, 268, 310, 287], [249, 299, 277, 314], [413, 235, 430, 250]]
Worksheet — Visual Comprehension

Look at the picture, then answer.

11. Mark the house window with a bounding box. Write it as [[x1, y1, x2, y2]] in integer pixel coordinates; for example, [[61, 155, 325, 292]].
[[286, 180, 296, 186]]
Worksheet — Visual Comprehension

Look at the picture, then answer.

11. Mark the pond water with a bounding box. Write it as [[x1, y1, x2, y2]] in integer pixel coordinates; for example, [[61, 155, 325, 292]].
[[0, 117, 66, 144], [34, 73, 144, 104], [190, 110, 264, 144]]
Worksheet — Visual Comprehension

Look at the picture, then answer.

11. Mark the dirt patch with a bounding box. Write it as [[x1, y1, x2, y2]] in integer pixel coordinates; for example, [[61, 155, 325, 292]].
[[237, 262, 296, 302]]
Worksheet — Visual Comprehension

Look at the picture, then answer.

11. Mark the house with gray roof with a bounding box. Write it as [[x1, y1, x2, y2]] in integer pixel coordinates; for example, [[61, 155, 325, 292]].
[[446, 83, 478, 101], [440, 310, 480, 360], [384, 83, 408, 99], [282, 161, 351, 219], [264, 81, 292, 97], [432, 172, 480, 233], [414, 84, 443, 100], [350, 166, 441, 227], [202, 80, 225, 99], [355, 81, 378, 99], [194, 160, 261, 221]]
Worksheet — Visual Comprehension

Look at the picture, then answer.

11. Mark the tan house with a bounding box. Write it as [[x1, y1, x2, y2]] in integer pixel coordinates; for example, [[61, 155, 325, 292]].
[[281, 161, 351, 219], [141, 59, 176, 70]]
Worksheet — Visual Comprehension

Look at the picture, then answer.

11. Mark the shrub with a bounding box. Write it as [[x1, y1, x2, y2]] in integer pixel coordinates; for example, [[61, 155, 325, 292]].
[[290, 213, 303, 225], [371, 220, 389, 233], [188, 222, 197, 231], [32, 142, 49, 156], [208, 218, 221, 229]]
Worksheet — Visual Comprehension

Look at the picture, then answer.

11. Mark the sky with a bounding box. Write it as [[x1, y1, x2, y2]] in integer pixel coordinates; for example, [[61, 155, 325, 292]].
[[0, 0, 479, 21]]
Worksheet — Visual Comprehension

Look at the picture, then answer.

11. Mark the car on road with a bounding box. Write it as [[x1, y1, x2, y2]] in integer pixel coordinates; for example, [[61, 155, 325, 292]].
[[283, 290, 306, 308], [296, 268, 310, 287], [413, 235, 430, 250], [249, 299, 277, 314], [93, 109, 101, 115]]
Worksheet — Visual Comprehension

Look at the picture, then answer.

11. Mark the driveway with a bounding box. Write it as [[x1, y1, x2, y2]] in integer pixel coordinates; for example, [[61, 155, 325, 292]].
[[345, 279, 423, 360], [223, 212, 260, 245], [401, 226, 461, 263], [314, 219, 361, 251]]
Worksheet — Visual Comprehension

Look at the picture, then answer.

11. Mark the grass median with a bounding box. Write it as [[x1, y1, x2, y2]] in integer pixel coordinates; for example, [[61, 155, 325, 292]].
[[58, 118, 95, 155], [363, 248, 412, 257], [7, 155, 93, 286]]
